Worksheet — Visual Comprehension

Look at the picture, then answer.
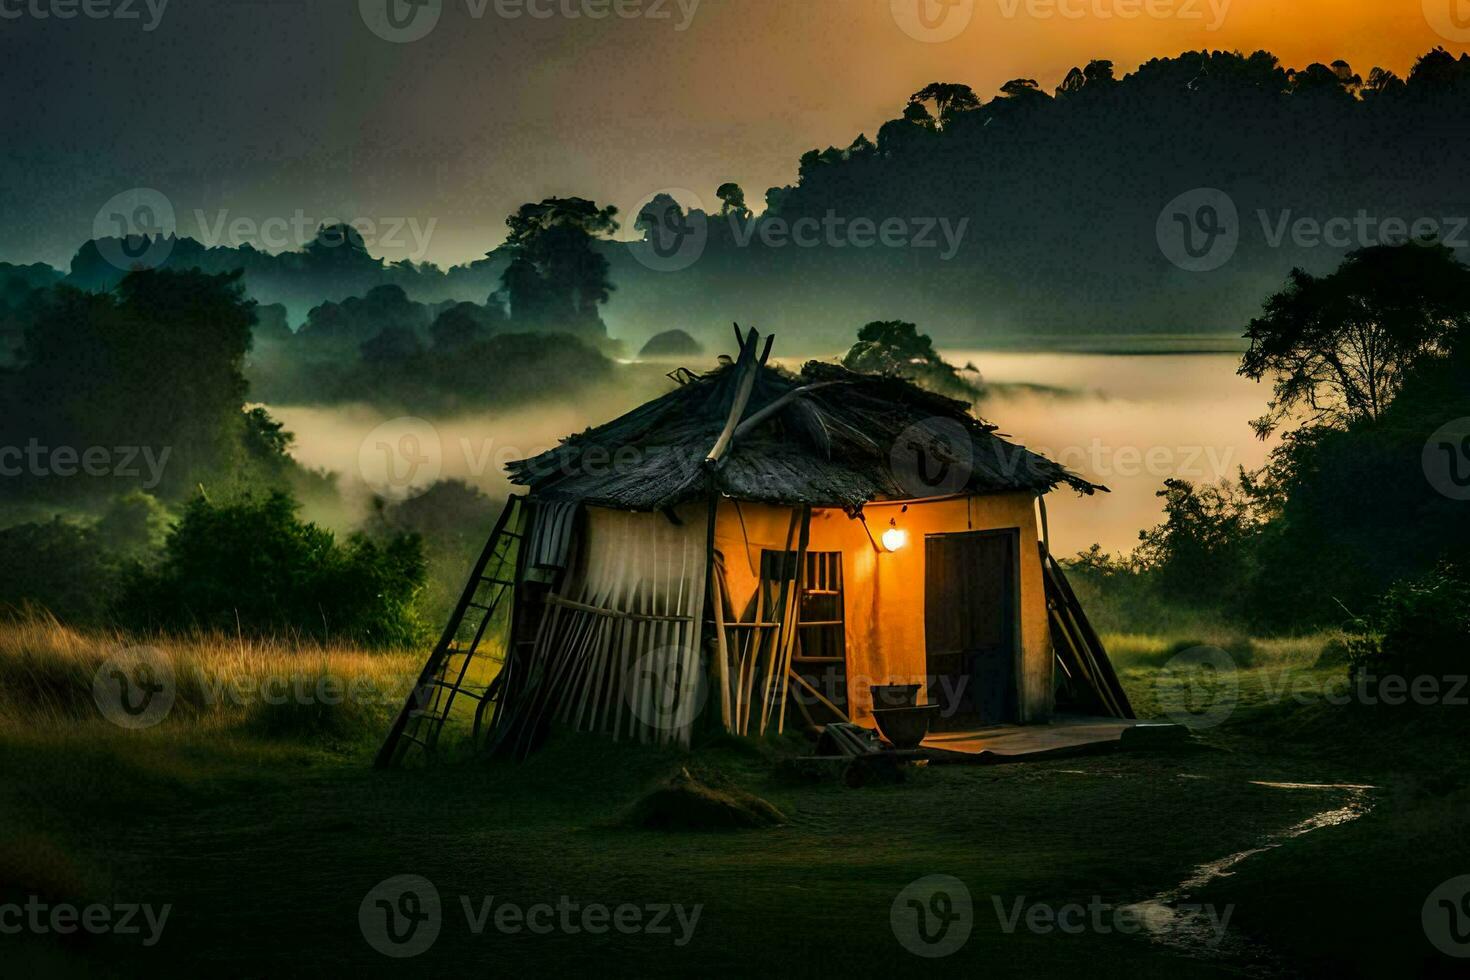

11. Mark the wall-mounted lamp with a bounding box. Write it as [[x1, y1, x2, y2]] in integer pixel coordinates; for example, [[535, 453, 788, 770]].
[[881, 517, 908, 553]]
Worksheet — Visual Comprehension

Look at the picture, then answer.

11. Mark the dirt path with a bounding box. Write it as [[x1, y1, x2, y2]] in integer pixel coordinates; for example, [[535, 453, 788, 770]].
[[1122, 781, 1376, 974]]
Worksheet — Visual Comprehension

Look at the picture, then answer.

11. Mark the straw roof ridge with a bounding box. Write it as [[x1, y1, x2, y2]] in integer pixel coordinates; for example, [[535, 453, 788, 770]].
[[505, 355, 1103, 510]]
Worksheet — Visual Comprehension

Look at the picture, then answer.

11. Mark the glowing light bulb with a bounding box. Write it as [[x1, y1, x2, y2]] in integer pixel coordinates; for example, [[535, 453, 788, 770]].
[[881, 526, 908, 552]]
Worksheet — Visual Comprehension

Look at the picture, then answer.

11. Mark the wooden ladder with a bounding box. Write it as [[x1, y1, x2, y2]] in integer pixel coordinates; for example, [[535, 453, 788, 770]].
[[374, 495, 527, 768]]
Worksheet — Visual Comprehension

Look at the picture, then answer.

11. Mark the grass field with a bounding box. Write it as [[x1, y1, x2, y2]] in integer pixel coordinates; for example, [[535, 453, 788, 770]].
[[1, 617, 1466, 977]]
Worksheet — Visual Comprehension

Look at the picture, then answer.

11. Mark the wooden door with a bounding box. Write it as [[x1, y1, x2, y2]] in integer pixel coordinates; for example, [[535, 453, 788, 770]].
[[924, 529, 1020, 728]]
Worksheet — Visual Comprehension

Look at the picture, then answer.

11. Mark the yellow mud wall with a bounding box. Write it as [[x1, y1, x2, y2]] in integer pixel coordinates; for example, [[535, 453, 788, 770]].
[[711, 493, 1053, 728]]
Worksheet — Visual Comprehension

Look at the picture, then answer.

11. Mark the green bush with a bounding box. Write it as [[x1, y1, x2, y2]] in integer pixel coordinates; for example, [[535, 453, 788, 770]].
[[118, 491, 428, 647], [366, 480, 499, 627], [0, 518, 123, 623], [1346, 563, 1470, 683], [94, 490, 171, 559]]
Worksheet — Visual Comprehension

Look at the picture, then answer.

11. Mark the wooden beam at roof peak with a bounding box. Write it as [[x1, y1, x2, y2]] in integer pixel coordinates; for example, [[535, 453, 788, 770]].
[[705, 326, 761, 467], [731, 381, 841, 442]]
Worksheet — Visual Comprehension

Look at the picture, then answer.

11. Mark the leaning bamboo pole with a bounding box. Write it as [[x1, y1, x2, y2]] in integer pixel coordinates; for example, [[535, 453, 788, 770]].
[[772, 505, 813, 734], [710, 561, 733, 727], [705, 326, 760, 468], [756, 508, 801, 734]]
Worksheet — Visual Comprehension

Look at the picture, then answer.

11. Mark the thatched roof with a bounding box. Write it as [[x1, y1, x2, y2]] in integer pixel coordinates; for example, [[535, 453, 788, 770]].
[[506, 331, 1102, 511]]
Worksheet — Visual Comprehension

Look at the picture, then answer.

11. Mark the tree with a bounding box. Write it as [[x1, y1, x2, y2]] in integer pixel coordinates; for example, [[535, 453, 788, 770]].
[[1134, 477, 1259, 609], [360, 324, 424, 364], [1058, 60, 1116, 99], [1347, 563, 1470, 681], [430, 302, 498, 351], [303, 222, 380, 273], [3, 268, 258, 498], [1084, 59, 1116, 87], [298, 284, 429, 349], [909, 83, 981, 129], [715, 182, 749, 218], [901, 101, 935, 127], [497, 197, 618, 337], [842, 320, 980, 401], [241, 407, 295, 470], [1290, 62, 1357, 101], [367, 479, 497, 624], [1362, 67, 1405, 102], [95, 490, 171, 559], [998, 78, 1048, 102], [1406, 47, 1469, 94], [1240, 243, 1470, 436], [252, 302, 293, 344], [0, 518, 125, 622], [1330, 60, 1362, 93]]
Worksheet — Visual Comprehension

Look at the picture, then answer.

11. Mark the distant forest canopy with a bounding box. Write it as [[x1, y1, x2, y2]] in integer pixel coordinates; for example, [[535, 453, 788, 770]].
[[9, 47, 1470, 351]]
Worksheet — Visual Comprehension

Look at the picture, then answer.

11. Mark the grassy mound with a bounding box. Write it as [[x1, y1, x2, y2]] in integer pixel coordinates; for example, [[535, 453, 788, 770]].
[[623, 768, 785, 831]]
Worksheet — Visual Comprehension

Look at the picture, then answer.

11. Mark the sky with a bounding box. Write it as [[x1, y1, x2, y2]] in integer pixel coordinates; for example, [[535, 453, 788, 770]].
[[1, 0, 1464, 269]]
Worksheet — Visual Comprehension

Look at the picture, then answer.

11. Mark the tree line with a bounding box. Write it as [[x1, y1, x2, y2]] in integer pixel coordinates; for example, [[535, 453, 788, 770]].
[[11, 47, 1470, 347], [1068, 241, 1470, 682]]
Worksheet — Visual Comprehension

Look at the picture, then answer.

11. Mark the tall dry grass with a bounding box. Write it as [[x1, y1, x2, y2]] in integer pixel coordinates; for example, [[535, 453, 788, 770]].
[[0, 614, 433, 912], [0, 612, 421, 745]]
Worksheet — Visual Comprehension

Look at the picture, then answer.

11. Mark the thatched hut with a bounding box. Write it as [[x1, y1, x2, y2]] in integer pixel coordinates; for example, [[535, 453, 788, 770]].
[[377, 328, 1131, 766]]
